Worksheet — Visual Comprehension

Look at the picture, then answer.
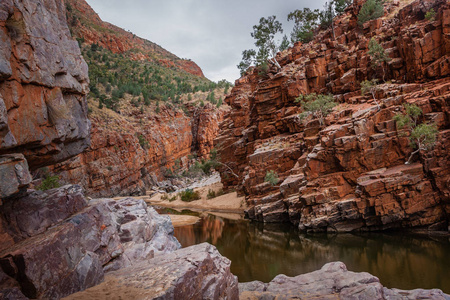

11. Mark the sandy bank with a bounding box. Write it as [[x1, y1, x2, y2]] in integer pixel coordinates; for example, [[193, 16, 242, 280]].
[[145, 181, 247, 214]]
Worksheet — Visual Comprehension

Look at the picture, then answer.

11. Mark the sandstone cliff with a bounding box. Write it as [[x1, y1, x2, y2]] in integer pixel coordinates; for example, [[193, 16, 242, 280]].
[[216, 0, 450, 232], [0, 0, 90, 171], [51, 103, 225, 198]]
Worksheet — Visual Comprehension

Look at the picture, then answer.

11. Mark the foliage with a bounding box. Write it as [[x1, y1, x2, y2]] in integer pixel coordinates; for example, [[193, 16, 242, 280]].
[[393, 104, 438, 164], [368, 38, 390, 81], [334, 0, 352, 14], [179, 188, 201, 202], [37, 175, 61, 191], [137, 134, 149, 149], [288, 8, 320, 43], [237, 16, 283, 75], [207, 189, 225, 199], [296, 93, 337, 125], [357, 0, 384, 26], [360, 79, 380, 109], [264, 170, 279, 186], [279, 35, 290, 51], [319, 1, 334, 29], [425, 8, 436, 22]]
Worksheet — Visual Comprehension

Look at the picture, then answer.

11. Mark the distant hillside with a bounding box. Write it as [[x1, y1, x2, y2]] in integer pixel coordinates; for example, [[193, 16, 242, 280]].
[[65, 0, 204, 77]]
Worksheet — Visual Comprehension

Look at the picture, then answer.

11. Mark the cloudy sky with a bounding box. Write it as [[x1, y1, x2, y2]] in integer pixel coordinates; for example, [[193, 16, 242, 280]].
[[87, 0, 328, 83]]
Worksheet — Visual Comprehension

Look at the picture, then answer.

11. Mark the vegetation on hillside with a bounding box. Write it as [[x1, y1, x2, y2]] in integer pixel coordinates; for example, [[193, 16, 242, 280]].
[[83, 43, 231, 112], [296, 93, 337, 125], [393, 104, 438, 164], [357, 0, 385, 26], [238, 0, 353, 75]]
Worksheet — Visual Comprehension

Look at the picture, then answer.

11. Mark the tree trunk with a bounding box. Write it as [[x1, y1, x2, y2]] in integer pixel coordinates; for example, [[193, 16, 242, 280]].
[[406, 148, 420, 164]]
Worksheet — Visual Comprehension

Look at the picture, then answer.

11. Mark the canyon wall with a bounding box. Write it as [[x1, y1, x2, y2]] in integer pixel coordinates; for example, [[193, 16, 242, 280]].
[[0, 0, 90, 171], [51, 103, 224, 198], [216, 0, 450, 232]]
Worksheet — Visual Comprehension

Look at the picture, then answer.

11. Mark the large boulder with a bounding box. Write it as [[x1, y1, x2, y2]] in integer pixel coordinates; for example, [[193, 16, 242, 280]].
[[64, 243, 239, 300], [0, 192, 180, 299], [239, 262, 450, 300]]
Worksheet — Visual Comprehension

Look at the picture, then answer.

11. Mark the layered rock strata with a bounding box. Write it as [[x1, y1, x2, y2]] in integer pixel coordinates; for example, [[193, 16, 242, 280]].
[[0, 0, 90, 170], [239, 262, 450, 300], [216, 0, 450, 231], [51, 103, 224, 198]]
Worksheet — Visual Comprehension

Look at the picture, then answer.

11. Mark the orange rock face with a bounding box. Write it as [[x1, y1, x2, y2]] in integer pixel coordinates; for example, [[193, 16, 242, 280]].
[[0, 0, 90, 169], [66, 0, 205, 78], [52, 104, 224, 198], [215, 0, 450, 231]]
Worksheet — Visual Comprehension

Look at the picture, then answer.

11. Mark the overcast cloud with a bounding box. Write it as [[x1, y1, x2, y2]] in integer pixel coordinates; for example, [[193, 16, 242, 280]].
[[86, 0, 328, 83]]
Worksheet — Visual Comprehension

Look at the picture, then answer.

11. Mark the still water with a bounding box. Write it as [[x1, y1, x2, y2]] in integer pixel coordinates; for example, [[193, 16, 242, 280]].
[[167, 210, 450, 293]]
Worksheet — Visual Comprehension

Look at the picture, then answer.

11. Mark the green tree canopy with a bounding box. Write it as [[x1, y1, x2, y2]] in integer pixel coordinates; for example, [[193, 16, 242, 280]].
[[393, 103, 438, 164], [288, 8, 320, 43], [357, 0, 384, 26], [237, 16, 283, 76]]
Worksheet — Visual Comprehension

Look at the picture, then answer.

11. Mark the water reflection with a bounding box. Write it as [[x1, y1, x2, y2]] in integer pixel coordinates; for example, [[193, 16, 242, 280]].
[[173, 214, 450, 293]]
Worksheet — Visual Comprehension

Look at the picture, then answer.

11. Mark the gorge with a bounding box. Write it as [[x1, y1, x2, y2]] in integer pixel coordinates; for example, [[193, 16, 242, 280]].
[[0, 0, 449, 299]]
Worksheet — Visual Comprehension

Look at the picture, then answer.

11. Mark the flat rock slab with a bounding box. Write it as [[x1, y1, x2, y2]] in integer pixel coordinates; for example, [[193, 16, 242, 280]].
[[64, 243, 239, 300], [239, 262, 450, 300]]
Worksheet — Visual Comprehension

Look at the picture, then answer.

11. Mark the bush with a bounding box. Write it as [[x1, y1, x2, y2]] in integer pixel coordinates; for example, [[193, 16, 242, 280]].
[[207, 189, 225, 199], [425, 8, 436, 22], [295, 93, 337, 125], [264, 170, 279, 186], [357, 0, 384, 27], [37, 175, 61, 191], [137, 134, 149, 149], [179, 188, 201, 202], [393, 103, 438, 164]]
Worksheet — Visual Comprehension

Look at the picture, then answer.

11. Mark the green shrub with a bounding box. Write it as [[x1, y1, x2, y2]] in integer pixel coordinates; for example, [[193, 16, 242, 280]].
[[425, 8, 436, 21], [393, 103, 438, 164], [37, 175, 61, 191], [357, 0, 384, 27], [295, 93, 337, 125], [179, 188, 201, 202], [137, 134, 149, 149], [264, 170, 279, 186], [207, 189, 225, 199]]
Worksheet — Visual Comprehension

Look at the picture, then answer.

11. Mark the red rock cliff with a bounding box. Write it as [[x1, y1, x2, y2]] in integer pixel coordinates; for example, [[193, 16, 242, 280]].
[[216, 0, 450, 232], [52, 103, 225, 198], [0, 0, 90, 170]]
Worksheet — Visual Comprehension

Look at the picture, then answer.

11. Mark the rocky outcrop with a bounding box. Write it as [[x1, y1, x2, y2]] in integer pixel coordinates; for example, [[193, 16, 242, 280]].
[[66, 0, 204, 77], [51, 103, 224, 198], [0, 0, 90, 170], [65, 243, 239, 300], [216, 0, 450, 231], [0, 189, 180, 299], [239, 262, 450, 300]]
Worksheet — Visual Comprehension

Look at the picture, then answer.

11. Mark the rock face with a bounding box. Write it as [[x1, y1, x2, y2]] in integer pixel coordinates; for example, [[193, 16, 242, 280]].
[[51, 103, 224, 198], [0, 189, 181, 299], [216, 0, 450, 231], [64, 243, 239, 300], [0, 0, 90, 170], [66, 0, 204, 77], [239, 262, 450, 300]]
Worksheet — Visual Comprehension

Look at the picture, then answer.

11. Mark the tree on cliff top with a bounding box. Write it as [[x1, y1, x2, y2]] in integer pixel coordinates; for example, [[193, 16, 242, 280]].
[[237, 16, 283, 76], [357, 0, 384, 27], [393, 103, 438, 164], [288, 8, 320, 44]]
